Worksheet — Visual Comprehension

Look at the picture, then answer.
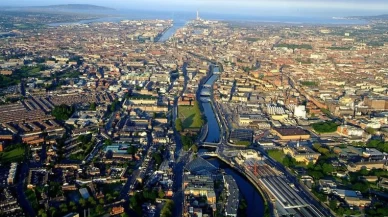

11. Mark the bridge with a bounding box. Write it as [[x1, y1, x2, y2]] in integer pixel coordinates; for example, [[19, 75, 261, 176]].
[[197, 152, 218, 157], [200, 89, 211, 96], [201, 142, 220, 148]]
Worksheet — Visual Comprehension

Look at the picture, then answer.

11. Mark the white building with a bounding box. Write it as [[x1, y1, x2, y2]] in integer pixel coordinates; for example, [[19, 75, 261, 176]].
[[294, 105, 307, 119]]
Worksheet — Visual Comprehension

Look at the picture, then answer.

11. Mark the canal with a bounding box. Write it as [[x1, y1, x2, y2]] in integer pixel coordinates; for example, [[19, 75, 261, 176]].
[[206, 158, 265, 217]]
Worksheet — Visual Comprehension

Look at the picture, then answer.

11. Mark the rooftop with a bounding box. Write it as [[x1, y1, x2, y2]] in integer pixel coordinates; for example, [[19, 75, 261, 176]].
[[274, 127, 309, 136]]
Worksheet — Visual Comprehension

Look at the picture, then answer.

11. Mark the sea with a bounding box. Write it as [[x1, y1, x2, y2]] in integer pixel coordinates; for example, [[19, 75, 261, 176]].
[[48, 9, 369, 27]]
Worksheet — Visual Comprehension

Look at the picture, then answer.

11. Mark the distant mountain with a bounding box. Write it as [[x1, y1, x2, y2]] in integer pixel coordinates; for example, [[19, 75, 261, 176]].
[[33, 4, 116, 11], [347, 14, 388, 21]]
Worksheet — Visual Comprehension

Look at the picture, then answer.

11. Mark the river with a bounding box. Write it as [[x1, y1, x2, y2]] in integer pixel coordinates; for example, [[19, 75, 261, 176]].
[[206, 157, 265, 217], [202, 72, 221, 143], [49, 17, 186, 42], [158, 20, 186, 42]]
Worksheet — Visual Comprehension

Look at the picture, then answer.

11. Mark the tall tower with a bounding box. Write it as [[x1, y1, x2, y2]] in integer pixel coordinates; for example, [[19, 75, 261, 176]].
[[196, 10, 200, 20]]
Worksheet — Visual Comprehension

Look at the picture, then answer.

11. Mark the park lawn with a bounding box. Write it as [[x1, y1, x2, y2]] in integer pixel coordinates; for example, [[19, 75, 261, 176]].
[[267, 149, 285, 163], [178, 105, 202, 128], [311, 121, 339, 133], [235, 141, 251, 146], [0, 147, 25, 163]]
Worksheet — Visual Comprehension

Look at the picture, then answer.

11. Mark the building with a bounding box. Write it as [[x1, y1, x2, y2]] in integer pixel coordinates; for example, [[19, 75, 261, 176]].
[[362, 148, 386, 161], [283, 142, 321, 164], [0, 129, 13, 141], [294, 105, 307, 119], [272, 127, 310, 140], [378, 178, 388, 190], [364, 97, 388, 110], [337, 125, 364, 137], [318, 179, 337, 194], [7, 163, 18, 185], [183, 174, 216, 209], [224, 175, 239, 217], [229, 129, 253, 143], [347, 161, 387, 172], [110, 206, 124, 215], [238, 150, 262, 160]]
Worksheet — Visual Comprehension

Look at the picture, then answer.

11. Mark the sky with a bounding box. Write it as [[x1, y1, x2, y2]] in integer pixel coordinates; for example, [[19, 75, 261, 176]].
[[2, 0, 388, 17]]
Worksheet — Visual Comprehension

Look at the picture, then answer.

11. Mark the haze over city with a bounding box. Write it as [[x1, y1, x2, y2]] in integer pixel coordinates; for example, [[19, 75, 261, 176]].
[[2, 0, 388, 16]]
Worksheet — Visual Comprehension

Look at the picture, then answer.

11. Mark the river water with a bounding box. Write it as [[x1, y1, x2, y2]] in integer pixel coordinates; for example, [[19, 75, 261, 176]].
[[203, 73, 221, 143], [206, 158, 265, 217], [158, 20, 186, 42], [203, 102, 220, 143]]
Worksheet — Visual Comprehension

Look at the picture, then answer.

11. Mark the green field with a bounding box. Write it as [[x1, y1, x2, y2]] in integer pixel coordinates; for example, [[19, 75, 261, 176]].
[[178, 105, 203, 129], [0, 146, 25, 163], [311, 121, 339, 133], [267, 149, 285, 163]]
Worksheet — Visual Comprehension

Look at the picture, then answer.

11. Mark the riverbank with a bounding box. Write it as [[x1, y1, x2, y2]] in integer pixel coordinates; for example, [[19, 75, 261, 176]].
[[206, 156, 271, 217]]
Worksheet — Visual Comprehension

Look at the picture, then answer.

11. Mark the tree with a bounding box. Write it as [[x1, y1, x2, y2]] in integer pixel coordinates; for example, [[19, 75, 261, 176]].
[[160, 200, 174, 217], [322, 163, 334, 175], [104, 139, 113, 146], [99, 198, 104, 205], [88, 197, 97, 206], [51, 104, 74, 121], [69, 201, 77, 211], [96, 204, 104, 214], [121, 214, 129, 217], [38, 209, 47, 217], [59, 203, 68, 213], [158, 189, 165, 199], [175, 118, 183, 132], [329, 199, 338, 210], [360, 168, 369, 176], [78, 134, 92, 144], [106, 193, 114, 202], [311, 121, 338, 133], [191, 144, 198, 153], [282, 155, 296, 167], [308, 170, 324, 180], [365, 127, 376, 135], [49, 207, 57, 217], [108, 99, 120, 113], [79, 198, 87, 207], [90, 102, 97, 111], [353, 182, 370, 193], [127, 145, 138, 155]]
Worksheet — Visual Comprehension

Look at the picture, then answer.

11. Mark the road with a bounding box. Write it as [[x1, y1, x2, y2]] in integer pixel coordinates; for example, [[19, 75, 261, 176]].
[[119, 131, 153, 200], [171, 63, 189, 217], [15, 162, 36, 217]]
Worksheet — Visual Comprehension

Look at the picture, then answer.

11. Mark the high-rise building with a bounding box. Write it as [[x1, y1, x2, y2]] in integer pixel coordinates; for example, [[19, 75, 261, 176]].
[[196, 10, 200, 20]]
